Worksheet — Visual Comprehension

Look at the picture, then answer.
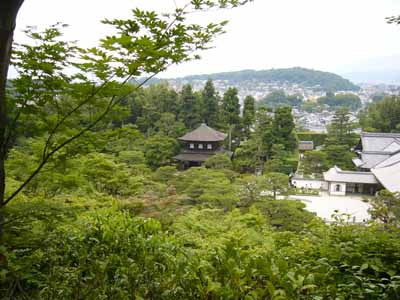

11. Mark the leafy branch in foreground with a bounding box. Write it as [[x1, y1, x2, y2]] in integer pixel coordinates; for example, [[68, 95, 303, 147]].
[[1, 0, 251, 208]]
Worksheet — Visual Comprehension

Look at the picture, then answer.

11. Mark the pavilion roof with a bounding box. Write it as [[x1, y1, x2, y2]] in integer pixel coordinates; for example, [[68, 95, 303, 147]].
[[178, 123, 227, 142]]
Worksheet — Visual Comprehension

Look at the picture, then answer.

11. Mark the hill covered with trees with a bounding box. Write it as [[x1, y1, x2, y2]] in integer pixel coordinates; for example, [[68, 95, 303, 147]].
[[165, 67, 360, 92]]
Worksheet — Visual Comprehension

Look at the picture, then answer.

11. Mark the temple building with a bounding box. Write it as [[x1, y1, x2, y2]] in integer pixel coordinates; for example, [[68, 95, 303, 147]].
[[173, 123, 233, 168], [353, 132, 400, 193], [323, 166, 380, 196], [292, 132, 400, 195]]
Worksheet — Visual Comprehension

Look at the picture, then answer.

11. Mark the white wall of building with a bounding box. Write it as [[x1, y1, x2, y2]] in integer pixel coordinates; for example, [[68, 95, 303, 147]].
[[328, 182, 346, 196], [291, 178, 328, 190]]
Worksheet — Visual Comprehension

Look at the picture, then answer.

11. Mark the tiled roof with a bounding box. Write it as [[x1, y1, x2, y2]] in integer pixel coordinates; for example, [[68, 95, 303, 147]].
[[178, 123, 227, 142], [323, 166, 378, 184], [360, 132, 400, 152], [352, 132, 400, 191], [371, 151, 400, 193], [359, 152, 391, 169], [353, 132, 400, 169]]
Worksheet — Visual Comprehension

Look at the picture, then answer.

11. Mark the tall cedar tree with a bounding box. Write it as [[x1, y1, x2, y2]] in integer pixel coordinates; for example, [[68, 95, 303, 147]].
[[242, 95, 255, 139], [272, 107, 297, 152], [255, 107, 274, 159], [202, 80, 219, 128], [221, 87, 241, 140], [326, 107, 356, 147], [180, 84, 202, 129]]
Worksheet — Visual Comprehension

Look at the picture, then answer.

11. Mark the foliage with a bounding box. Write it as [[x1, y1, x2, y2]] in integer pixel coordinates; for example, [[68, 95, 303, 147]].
[[236, 175, 270, 206], [175, 167, 239, 209], [369, 190, 400, 226], [297, 131, 327, 147], [2, 3, 400, 299], [172, 207, 271, 254], [264, 172, 289, 200], [242, 95, 255, 138], [144, 135, 179, 169], [254, 200, 316, 231], [202, 79, 220, 128], [204, 153, 232, 170], [326, 107, 358, 147], [273, 106, 298, 152], [323, 145, 355, 170], [180, 84, 203, 129], [233, 138, 261, 173], [2, 0, 248, 209], [359, 96, 400, 132], [258, 90, 303, 109], [220, 87, 241, 141], [4, 199, 400, 299], [301, 150, 328, 175], [152, 166, 178, 184], [317, 93, 362, 110], [300, 101, 324, 113]]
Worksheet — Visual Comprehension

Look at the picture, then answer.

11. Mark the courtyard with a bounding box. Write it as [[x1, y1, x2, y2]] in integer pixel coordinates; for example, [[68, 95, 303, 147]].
[[288, 192, 372, 223]]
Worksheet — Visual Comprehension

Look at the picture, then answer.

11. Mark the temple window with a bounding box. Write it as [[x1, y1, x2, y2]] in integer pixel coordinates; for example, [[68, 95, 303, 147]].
[[207, 144, 212, 150], [198, 143, 204, 149], [189, 143, 194, 149]]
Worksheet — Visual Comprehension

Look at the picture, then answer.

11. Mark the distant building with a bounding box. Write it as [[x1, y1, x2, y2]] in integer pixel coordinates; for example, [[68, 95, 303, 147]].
[[173, 123, 232, 168], [298, 141, 314, 152]]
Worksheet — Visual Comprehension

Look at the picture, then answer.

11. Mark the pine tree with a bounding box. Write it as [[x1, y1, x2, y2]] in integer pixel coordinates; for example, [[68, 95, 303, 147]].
[[179, 84, 202, 129], [221, 87, 242, 145], [326, 107, 356, 147], [202, 80, 219, 128], [242, 95, 255, 139], [272, 107, 297, 152], [221, 87, 241, 127]]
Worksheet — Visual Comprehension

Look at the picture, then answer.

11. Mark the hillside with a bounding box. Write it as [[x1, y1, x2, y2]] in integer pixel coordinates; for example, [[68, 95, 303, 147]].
[[164, 67, 359, 92]]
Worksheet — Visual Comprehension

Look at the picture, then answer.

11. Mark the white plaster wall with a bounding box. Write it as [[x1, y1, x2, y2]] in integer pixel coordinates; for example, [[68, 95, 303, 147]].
[[292, 178, 325, 190], [329, 182, 346, 196]]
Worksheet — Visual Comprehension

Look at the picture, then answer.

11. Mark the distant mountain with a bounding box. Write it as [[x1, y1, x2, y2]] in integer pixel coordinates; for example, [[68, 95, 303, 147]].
[[162, 67, 359, 92]]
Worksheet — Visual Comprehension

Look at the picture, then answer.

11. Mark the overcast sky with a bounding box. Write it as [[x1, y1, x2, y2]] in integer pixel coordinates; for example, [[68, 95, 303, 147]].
[[14, 0, 400, 78]]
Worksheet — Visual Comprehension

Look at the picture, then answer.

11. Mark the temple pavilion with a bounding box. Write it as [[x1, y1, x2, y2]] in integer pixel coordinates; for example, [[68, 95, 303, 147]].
[[174, 123, 233, 168]]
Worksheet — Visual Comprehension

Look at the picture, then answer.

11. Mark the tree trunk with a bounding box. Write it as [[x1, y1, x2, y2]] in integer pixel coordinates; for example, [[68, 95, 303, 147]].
[[0, 0, 24, 236]]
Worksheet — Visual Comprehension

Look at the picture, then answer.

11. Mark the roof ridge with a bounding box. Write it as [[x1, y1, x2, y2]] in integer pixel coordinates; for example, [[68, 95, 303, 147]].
[[178, 123, 227, 142], [362, 151, 393, 155], [338, 170, 374, 175], [362, 132, 400, 137], [373, 151, 400, 169]]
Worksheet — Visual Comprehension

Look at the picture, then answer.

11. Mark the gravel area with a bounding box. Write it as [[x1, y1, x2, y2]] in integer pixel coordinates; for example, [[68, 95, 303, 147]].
[[288, 193, 371, 223]]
